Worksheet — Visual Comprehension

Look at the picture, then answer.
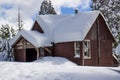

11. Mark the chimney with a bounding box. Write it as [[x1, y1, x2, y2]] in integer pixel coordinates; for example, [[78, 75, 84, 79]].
[[75, 9, 79, 14]]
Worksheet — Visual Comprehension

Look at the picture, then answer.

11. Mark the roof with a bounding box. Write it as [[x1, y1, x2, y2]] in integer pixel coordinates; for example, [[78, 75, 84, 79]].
[[11, 11, 115, 47], [36, 10, 115, 43], [10, 30, 51, 47], [116, 44, 120, 55]]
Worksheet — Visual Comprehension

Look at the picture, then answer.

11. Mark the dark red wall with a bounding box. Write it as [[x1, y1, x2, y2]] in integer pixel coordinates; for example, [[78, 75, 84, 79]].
[[53, 15, 115, 66], [84, 21, 99, 66], [54, 42, 83, 65], [14, 49, 26, 62], [84, 15, 115, 66]]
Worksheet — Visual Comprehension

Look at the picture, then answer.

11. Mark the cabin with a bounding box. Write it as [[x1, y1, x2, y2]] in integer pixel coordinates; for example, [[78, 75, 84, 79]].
[[10, 11, 119, 66]]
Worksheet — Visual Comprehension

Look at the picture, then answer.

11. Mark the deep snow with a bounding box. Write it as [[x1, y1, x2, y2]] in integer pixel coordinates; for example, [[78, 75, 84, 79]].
[[0, 57, 120, 80]]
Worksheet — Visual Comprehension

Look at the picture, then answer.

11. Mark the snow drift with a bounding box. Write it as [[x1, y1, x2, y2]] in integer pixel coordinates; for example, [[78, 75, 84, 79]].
[[0, 57, 119, 80]]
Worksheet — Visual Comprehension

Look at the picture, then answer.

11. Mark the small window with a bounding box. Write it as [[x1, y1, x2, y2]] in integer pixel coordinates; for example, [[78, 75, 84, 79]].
[[74, 42, 80, 58], [83, 40, 91, 59]]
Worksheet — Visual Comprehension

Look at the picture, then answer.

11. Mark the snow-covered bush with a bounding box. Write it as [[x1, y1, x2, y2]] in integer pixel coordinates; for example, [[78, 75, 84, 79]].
[[0, 39, 13, 61]]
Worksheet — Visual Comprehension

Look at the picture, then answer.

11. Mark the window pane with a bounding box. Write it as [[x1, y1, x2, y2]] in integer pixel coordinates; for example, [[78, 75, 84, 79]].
[[83, 40, 91, 59], [74, 42, 80, 58]]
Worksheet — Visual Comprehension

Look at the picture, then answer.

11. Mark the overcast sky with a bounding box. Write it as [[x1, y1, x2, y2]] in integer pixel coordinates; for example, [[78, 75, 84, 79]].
[[0, 0, 91, 30]]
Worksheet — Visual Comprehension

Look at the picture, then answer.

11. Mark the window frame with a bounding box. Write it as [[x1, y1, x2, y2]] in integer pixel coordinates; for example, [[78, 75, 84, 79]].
[[83, 40, 91, 59], [74, 42, 80, 58]]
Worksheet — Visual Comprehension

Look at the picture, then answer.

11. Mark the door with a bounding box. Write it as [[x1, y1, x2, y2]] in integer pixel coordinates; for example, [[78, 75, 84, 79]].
[[26, 48, 37, 62]]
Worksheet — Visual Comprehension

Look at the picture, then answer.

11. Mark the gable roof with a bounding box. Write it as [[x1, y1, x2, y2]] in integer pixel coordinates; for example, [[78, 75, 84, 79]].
[[10, 30, 51, 47], [11, 11, 115, 47], [35, 10, 115, 43]]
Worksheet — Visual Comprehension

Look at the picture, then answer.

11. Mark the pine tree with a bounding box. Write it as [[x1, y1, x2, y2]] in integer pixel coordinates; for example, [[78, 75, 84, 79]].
[[91, 0, 120, 42], [39, 0, 56, 15], [17, 7, 23, 31], [0, 24, 16, 61], [0, 25, 16, 39]]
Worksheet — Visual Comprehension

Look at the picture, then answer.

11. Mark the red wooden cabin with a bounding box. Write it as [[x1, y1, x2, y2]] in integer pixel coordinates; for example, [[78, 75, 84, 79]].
[[10, 11, 119, 66]]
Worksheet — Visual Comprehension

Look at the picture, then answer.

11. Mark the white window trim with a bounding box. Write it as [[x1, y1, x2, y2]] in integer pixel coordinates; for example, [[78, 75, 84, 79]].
[[74, 42, 80, 58], [83, 40, 91, 59]]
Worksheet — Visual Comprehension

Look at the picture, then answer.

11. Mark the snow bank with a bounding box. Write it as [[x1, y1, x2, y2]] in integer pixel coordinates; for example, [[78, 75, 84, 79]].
[[0, 57, 120, 80], [34, 57, 77, 66]]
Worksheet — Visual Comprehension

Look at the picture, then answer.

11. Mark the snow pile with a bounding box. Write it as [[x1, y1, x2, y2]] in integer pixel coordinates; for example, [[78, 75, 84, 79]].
[[0, 57, 120, 80], [35, 57, 77, 66]]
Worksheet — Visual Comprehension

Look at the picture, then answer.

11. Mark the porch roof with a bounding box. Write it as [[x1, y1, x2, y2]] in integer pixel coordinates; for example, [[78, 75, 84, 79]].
[[10, 30, 51, 48]]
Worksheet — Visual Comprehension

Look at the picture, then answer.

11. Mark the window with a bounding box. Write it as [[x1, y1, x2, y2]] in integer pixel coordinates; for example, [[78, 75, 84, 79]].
[[83, 40, 91, 59], [74, 42, 80, 58]]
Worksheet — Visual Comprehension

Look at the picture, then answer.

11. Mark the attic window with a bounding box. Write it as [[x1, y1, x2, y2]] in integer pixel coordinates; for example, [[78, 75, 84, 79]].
[[74, 42, 80, 58], [83, 40, 91, 59]]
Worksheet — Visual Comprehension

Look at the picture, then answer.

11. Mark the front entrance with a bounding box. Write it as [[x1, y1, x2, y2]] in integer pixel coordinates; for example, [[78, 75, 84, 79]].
[[26, 48, 37, 62]]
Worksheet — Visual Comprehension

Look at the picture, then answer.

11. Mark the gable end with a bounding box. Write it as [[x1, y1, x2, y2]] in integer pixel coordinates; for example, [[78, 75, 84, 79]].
[[98, 14, 115, 42], [31, 21, 44, 33]]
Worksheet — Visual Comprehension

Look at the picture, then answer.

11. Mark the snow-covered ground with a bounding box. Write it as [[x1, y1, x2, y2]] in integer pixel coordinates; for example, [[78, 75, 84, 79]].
[[0, 57, 120, 80]]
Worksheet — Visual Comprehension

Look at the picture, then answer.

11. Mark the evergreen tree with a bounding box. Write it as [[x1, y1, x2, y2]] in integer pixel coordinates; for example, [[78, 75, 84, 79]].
[[0, 24, 16, 39], [0, 24, 16, 61], [17, 7, 23, 31], [91, 0, 120, 42], [39, 0, 56, 15]]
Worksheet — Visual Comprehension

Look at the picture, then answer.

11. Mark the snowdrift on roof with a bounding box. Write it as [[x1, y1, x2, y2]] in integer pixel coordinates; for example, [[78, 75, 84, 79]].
[[10, 30, 51, 47], [36, 11, 100, 43], [11, 11, 114, 47]]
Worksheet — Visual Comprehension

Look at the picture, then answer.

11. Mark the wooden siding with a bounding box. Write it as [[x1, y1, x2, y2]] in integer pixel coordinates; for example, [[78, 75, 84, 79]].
[[13, 36, 52, 62], [54, 42, 83, 65], [31, 21, 44, 33], [13, 37, 35, 49], [84, 15, 115, 66], [14, 49, 26, 62], [84, 21, 99, 66], [99, 40, 113, 66]]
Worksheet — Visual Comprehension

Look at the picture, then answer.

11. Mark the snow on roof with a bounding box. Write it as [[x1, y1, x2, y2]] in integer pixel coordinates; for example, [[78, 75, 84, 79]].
[[10, 30, 51, 47], [54, 11, 100, 43], [36, 11, 101, 43], [116, 44, 120, 55], [11, 11, 114, 47]]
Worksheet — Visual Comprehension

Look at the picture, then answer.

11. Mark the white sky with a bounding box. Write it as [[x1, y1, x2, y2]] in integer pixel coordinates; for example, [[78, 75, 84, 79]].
[[0, 0, 91, 30]]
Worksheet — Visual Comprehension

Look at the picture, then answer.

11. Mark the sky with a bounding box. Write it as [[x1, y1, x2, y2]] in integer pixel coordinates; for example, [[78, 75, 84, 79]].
[[0, 0, 92, 30]]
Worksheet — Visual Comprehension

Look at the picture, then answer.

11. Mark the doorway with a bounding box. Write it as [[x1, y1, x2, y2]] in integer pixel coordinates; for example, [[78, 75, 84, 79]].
[[26, 48, 37, 62]]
